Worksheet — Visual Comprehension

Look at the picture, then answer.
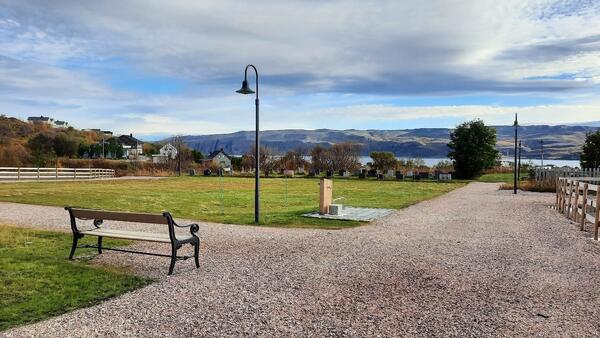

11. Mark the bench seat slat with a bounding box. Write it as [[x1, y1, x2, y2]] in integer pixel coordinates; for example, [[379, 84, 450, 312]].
[[79, 228, 191, 243], [70, 208, 168, 224]]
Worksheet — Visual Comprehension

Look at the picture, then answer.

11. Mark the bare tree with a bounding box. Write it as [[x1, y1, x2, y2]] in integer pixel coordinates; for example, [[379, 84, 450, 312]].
[[310, 145, 328, 171], [278, 149, 309, 170], [329, 143, 362, 171], [309, 143, 361, 172], [244, 145, 278, 176], [171, 135, 193, 175]]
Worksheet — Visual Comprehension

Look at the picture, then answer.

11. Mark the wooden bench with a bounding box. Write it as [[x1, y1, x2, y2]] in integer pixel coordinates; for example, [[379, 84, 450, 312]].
[[65, 207, 200, 275]]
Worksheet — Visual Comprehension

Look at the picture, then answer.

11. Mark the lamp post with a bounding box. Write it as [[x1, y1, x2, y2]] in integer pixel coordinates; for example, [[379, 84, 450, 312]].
[[236, 64, 260, 223], [517, 140, 522, 190], [540, 139, 544, 167], [513, 113, 518, 194]]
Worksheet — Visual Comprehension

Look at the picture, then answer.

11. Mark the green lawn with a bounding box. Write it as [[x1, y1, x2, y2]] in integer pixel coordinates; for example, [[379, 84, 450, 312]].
[[0, 225, 152, 331], [0, 176, 465, 228], [478, 172, 527, 183]]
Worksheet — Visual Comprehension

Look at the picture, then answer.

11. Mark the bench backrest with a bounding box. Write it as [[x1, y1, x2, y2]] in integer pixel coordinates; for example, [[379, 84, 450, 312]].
[[67, 208, 170, 224], [65, 207, 178, 241]]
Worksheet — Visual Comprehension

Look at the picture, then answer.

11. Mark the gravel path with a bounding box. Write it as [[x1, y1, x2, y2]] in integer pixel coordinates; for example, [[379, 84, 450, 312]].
[[3, 182, 600, 337]]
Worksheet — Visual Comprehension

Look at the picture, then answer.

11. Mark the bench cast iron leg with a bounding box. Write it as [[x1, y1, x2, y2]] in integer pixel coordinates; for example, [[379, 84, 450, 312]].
[[194, 239, 200, 268], [97, 236, 103, 254], [168, 244, 178, 275], [69, 234, 80, 260]]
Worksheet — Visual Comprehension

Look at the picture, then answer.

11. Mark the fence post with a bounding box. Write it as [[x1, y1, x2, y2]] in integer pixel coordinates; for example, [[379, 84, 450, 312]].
[[37, 167, 40, 181], [17, 167, 20, 181], [555, 177, 560, 207], [73, 168, 76, 179], [562, 178, 571, 214], [573, 181, 580, 221], [56, 166, 58, 179], [581, 183, 588, 230], [562, 180, 568, 214], [594, 191, 600, 241], [558, 179, 564, 212]]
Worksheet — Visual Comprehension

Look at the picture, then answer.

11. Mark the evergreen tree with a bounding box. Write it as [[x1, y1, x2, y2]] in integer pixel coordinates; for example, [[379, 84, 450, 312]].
[[448, 119, 499, 179], [580, 130, 600, 169]]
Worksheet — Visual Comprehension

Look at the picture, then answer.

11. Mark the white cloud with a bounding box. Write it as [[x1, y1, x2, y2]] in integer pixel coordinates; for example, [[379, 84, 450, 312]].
[[1, 0, 600, 135], [303, 103, 600, 126]]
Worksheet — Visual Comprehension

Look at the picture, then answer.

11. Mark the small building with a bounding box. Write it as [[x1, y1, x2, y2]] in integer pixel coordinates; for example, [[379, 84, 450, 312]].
[[27, 116, 70, 128], [27, 116, 53, 125], [116, 134, 144, 159], [204, 149, 232, 168], [53, 120, 69, 128], [152, 143, 178, 164]]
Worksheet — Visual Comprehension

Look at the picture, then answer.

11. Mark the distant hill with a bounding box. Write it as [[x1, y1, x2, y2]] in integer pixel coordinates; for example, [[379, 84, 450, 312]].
[[180, 124, 600, 160]]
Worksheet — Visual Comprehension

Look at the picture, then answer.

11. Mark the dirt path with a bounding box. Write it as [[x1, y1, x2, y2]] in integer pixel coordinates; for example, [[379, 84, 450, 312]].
[[3, 182, 600, 337]]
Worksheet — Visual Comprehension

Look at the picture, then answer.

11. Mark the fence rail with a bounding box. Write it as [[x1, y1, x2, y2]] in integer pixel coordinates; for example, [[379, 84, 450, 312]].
[[0, 167, 115, 181], [536, 167, 600, 182], [556, 177, 600, 239]]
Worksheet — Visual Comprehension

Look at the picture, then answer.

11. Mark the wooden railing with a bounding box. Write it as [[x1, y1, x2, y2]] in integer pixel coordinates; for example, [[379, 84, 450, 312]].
[[537, 167, 600, 182], [556, 177, 600, 239], [0, 167, 115, 181]]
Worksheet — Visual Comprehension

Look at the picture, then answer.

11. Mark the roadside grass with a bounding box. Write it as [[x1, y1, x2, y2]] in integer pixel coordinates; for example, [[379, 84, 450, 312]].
[[0, 225, 152, 331], [0, 176, 465, 228], [499, 180, 556, 193]]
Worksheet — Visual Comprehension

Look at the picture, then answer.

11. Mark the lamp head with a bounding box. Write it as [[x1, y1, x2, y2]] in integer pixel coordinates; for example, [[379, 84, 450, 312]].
[[236, 80, 255, 94], [513, 113, 518, 127]]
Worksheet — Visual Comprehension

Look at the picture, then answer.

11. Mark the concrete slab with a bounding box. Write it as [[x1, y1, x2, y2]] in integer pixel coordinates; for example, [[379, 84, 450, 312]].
[[302, 206, 394, 222]]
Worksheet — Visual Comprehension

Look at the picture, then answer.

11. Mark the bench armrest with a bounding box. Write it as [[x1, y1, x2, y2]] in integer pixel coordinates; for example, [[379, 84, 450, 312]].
[[173, 221, 199, 235]]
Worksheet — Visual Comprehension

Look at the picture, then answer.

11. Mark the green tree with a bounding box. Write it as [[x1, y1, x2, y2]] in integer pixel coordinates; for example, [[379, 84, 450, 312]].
[[27, 132, 56, 166], [581, 130, 600, 168], [191, 150, 204, 163], [447, 119, 499, 179], [105, 139, 124, 158], [370, 151, 397, 171], [53, 133, 79, 157]]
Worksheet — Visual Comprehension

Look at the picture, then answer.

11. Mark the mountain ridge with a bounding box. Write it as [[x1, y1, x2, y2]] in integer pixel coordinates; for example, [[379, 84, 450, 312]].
[[178, 124, 600, 160]]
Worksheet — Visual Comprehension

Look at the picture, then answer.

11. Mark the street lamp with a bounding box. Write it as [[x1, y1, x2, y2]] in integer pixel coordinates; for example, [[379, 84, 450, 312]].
[[517, 140, 522, 190], [236, 64, 260, 223], [513, 113, 518, 194]]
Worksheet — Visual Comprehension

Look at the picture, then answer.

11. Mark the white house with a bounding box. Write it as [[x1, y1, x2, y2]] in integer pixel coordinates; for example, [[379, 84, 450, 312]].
[[152, 143, 178, 163], [53, 120, 69, 128], [27, 116, 69, 128], [117, 134, 144, 159], [204, 149, 232, 168], [27, 115, 53, 125]]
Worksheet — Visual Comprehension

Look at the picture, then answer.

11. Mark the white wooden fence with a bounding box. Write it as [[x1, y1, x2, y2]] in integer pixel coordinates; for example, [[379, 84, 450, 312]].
[[556, 177, 600, 239], [536, 167, 600, 182], [0, 167, 115, 181]]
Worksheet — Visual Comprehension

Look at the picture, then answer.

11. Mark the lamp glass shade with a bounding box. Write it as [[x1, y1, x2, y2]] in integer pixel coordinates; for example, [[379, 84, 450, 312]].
[[236, 80, 255, 94]]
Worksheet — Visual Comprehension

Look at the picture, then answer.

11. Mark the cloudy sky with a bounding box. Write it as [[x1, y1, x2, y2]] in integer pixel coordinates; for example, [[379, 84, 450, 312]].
[[1, 0, 599, 139]]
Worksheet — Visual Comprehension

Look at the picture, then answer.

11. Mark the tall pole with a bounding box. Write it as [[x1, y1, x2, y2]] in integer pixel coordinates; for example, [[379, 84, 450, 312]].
[[513, 113, 518, 194], [177, 138, 181, 177], [236, 64, 260, 224], [102, 135, 105, 159], [517, 140, 522, 190], [540, 139, 544, 167], [255, 89, 259, 224]]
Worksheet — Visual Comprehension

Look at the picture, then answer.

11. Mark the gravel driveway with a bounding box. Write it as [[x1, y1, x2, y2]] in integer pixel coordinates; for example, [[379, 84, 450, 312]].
[[3, 182, 600, 337]]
